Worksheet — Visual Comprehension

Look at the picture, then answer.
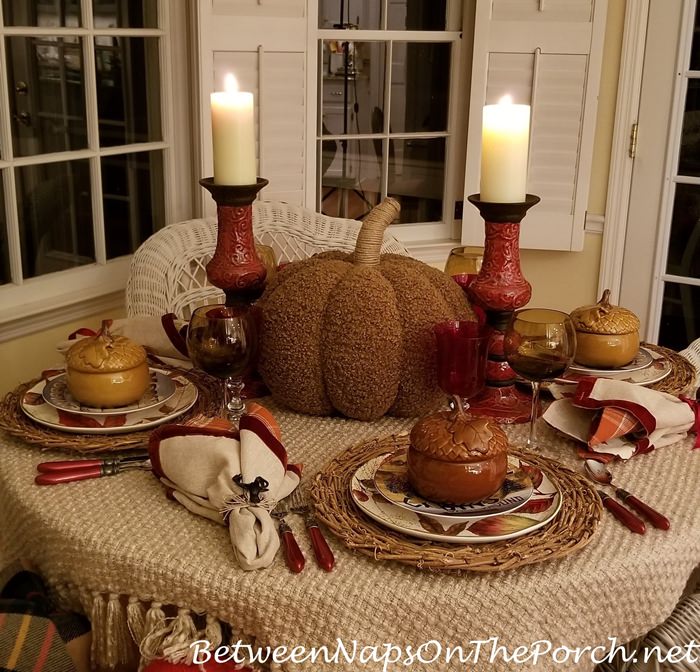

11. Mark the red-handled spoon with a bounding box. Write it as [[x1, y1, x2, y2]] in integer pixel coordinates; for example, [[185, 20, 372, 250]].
[[585, 459, 670, 530]]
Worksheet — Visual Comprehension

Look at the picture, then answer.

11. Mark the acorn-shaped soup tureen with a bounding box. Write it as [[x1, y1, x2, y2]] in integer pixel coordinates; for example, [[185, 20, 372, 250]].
[[65, 322, 150, 408], [569, 290, 640, 368], [408, 410, 510, 505]]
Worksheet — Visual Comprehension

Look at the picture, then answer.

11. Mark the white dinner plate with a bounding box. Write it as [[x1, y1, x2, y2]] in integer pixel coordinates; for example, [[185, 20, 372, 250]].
[[568, 346, 653, 376], [350, 453, 562, 544], [373, 448, 534, 522], [42, 369, 177, 416], [554, 348, 671, 387], [21, 369, 197, 434]]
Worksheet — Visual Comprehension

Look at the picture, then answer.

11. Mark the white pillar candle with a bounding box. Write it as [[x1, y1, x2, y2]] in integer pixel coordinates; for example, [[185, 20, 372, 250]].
[[480, 95, 531, 203], [211, 73, 257, 185]]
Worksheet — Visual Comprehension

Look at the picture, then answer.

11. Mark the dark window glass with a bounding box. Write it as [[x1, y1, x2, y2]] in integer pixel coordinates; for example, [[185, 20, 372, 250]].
[[2, 0, 81, 27], [389, 137, 444, 223], [102, 151, 164, 259], [96, 36, 162, 147], [678, 78, 700, 177], [318, 0, 381, 29], [388, 0, 446, 30], [16, 160, 94, 279], [391, 42, 450, 133], [690, 0, 700, 71], [93, 0, 158, 28], [0, 180, 9, 284], [665, 183, 700, 280], [659, 282, 700, 351], [319, 138, 379, 219], [321, 41, 385, 137], [6, 36, 87, 157]]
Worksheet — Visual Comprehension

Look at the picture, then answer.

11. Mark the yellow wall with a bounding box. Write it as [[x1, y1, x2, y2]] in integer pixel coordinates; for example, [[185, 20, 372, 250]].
[[0, 309, 126, 397], [0, 2, 627, 397]]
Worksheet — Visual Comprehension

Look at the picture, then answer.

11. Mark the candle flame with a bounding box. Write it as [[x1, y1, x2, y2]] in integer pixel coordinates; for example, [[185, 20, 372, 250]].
[[224, 73, 239, 94], [498, 94, 513, 106]]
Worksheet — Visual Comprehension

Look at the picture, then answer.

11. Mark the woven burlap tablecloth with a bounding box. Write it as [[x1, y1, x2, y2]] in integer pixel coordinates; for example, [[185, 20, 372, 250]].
[[1, 400, 699, 672]]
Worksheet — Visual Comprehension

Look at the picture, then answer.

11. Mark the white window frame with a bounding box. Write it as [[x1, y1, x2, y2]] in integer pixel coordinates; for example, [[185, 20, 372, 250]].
[[309, 1, 466, 262], [0, 0, 193, 342]]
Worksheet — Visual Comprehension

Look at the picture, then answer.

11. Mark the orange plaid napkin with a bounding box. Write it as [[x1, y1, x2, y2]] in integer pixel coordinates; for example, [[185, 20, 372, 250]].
[[543, 377, 698, 461], [588, 407, 644, 448]]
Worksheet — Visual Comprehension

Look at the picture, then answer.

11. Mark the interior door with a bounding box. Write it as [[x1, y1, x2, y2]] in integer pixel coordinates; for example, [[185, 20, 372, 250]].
[[620, 0, 700, 350]]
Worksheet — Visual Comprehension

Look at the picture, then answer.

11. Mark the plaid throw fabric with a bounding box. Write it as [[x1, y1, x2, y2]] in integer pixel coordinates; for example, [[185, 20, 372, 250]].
[[0, 612, 76, 671]]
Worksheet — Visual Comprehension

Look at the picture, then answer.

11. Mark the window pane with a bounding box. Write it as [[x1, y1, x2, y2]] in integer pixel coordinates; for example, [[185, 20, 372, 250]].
[[319, 138, 380, 219], [96, 37, 162, 147], [103, 151, 164, 260], [665, 183, 700, 279], [659, 282, 699, 352], [318, 0, 381, 29], [390, 42, 450, 133], [2, 0, 81, 27], [93, 0, 158, 28], [388, 137, 444, 223], [678, 78, 700, 177], [0, 179, 9, 284], [6, 36, 87, 157], [321, 41, 385, 137], [16, 160, 94, 279], [388, 0, 446, 30], [690, 0, 700, 72]]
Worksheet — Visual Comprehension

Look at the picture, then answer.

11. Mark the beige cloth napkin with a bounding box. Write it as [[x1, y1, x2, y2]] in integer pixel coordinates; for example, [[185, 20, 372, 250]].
[[148, 405, 301, 570], [543, 377, 698, 460]]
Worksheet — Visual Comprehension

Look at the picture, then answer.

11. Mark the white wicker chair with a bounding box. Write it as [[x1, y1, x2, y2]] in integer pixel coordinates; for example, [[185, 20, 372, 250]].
[[125, 200, 410, 319]]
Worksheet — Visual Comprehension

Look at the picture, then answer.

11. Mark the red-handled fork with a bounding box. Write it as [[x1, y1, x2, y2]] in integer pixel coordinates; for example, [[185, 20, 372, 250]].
[[290, 488, 335, 572], [271, 500, 305, 573]]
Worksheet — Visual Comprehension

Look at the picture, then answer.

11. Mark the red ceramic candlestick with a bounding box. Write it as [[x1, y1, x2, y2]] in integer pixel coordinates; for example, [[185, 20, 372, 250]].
[[465, 194, 540, 423], [199, 177, 269, 306]]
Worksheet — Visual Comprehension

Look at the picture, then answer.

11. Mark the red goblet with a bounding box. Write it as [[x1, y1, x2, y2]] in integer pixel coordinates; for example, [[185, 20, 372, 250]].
[[434, 320, 492, 414]]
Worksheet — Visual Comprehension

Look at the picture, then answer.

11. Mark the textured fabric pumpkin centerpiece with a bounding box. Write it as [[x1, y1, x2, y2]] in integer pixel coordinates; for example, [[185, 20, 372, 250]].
[[257, 198, 475, 420]]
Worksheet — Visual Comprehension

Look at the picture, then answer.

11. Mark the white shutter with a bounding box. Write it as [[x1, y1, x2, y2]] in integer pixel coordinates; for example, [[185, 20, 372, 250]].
[[196, 2, 308, 212], [463, 0, 607, 251]]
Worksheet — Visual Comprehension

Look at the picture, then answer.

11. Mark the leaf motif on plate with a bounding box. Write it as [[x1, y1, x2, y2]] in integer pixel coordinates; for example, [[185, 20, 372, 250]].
[[159, 405, 176, 415], [352, 489, 369, 502], [468, 514, 534, 536], [103, 414, 127, 428], [56, 410, 104, 428], [417, 514, 468, 536], [516, 495, 555, 514], [519, 463, 543, 489], [41, 368, 63, 380], [23, 392, 44, 406]]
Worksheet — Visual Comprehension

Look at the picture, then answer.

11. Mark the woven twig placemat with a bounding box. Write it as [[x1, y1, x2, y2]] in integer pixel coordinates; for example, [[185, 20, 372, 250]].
[[643, 343, 697, 396], [312, 433, 602, 572], [0, 367, 218, 454]]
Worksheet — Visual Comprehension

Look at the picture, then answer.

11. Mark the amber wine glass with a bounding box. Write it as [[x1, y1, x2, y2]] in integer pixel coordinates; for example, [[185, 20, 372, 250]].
[[444, 246, 484, 292], [504, 309, 577, 450], [187, 303, 256, 424]]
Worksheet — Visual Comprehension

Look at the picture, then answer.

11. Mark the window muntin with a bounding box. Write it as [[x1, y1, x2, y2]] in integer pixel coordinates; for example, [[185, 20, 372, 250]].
[[318, 0, 447, 31], [317, 32, 456, 225], [0, 0, 168, 292]]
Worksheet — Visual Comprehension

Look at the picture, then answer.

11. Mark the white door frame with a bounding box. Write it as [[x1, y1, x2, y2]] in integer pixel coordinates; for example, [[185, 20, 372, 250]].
[[597, 0, 649, 301]]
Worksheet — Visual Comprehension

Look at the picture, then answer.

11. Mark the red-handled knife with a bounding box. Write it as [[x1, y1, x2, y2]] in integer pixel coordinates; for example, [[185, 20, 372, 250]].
[[37, 454, 149, 473], [35, 461, 150, 485], [598, 490, 646, 534], [615, 488, 671, 530]]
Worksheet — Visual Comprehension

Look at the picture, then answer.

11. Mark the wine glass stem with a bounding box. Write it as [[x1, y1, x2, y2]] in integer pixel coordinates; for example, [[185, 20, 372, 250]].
[[527, 381, 541, 450], [224, 376, 246, 423]]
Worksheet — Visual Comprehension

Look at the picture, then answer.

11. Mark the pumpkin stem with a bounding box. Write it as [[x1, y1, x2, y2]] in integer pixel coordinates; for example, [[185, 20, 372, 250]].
[[599, 289, 611, 306], [354, 197, 400, 267]]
